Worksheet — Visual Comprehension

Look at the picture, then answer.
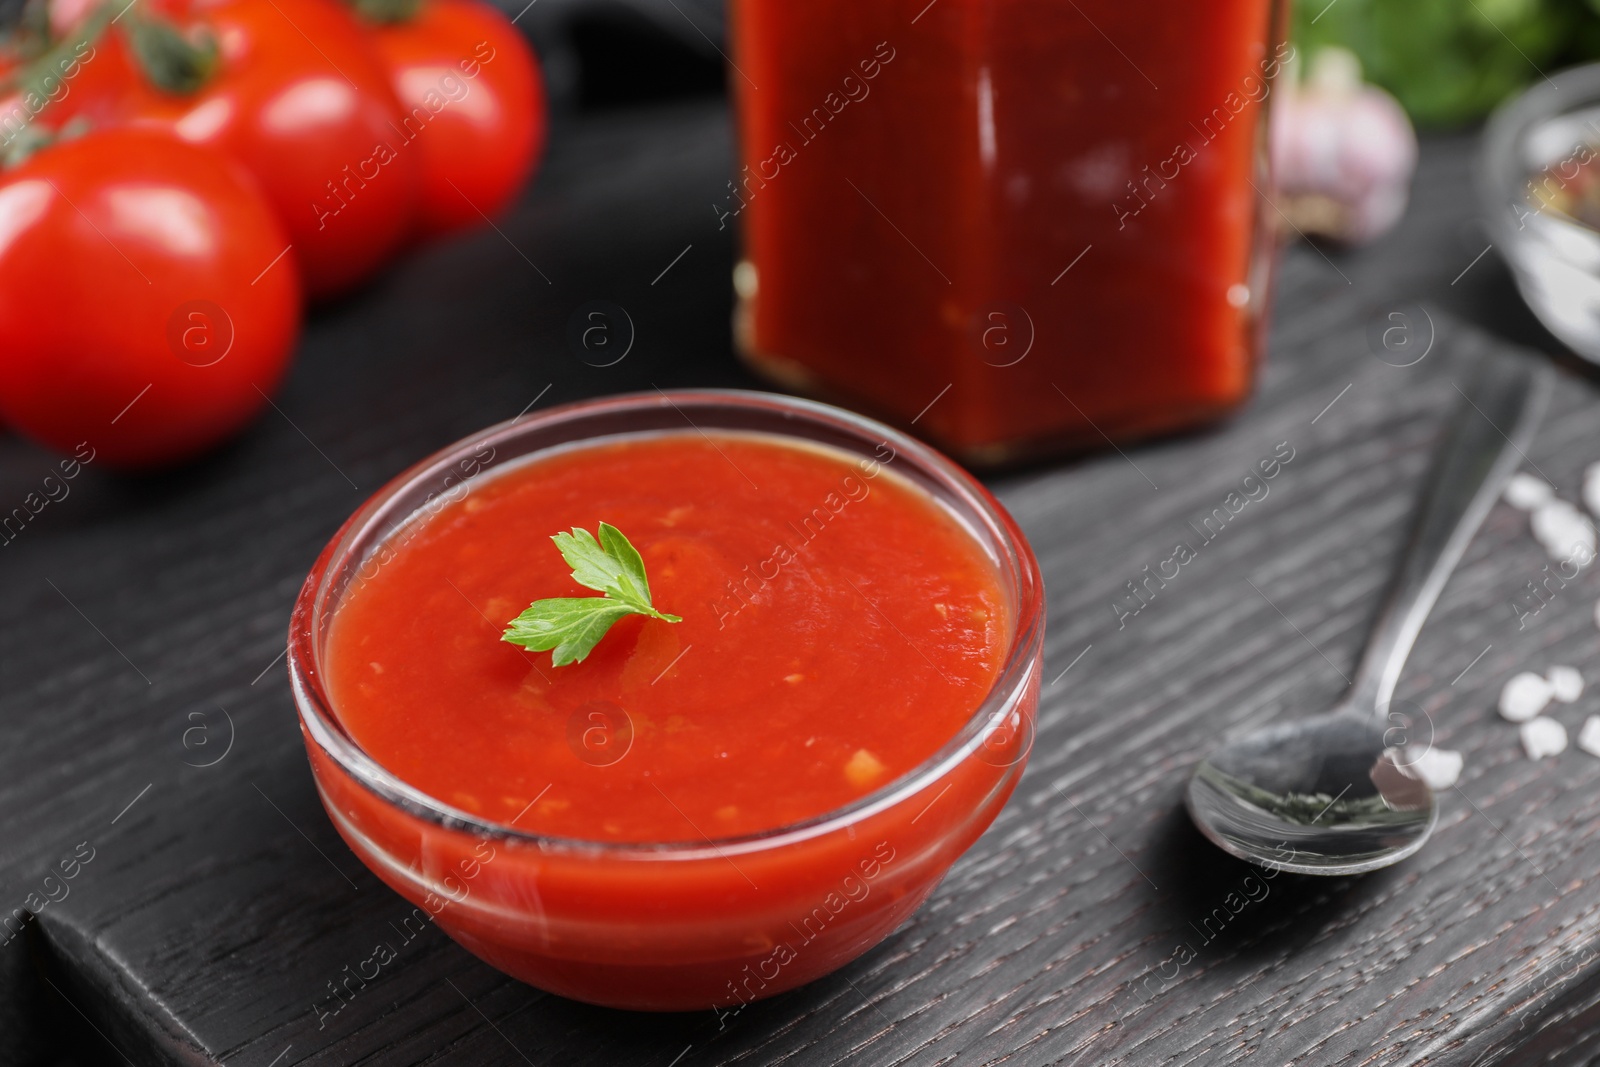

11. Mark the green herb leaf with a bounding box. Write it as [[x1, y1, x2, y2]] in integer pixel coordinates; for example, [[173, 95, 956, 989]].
[[598, 521, 653, 605], [503, 523, 681, 666], [502, 599, 638, 667]]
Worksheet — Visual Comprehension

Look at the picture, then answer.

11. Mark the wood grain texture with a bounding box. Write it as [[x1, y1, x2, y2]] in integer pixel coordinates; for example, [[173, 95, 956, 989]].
[[4, 100, 1600, 1066]]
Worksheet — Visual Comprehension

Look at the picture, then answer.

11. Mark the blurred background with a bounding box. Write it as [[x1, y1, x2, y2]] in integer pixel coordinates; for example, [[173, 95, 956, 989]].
[[359, 0, 1600, 126], [386, 0, 1600, 126], [1291, 0, 1600, 127], [10, 0, 1581, 125]]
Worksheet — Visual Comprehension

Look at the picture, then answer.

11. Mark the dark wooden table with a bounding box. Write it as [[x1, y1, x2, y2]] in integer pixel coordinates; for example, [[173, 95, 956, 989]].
[[5, 98, 1600, 1067]]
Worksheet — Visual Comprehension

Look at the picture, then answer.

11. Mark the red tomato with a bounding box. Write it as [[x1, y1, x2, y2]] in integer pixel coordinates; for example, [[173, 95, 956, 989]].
[[108, 0, 422, 297], [0, 128, 301, 467], [365, 0, 545, 238]]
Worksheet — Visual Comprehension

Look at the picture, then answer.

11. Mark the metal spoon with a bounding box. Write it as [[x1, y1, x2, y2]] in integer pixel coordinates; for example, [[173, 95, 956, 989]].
[[1186, 354, 1552, 875]]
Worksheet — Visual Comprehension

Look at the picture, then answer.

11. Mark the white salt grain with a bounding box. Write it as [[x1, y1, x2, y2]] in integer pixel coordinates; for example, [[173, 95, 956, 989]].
[[1499, 670, 1553, 722], [1403, 747, 1463, 790], [1531, 499, 1597, 561], [1522, 716, 1569, 759], [1506, 472, 1555, 510], [1578, 716, 1600, 758], [1548, 665, 1585, 703]]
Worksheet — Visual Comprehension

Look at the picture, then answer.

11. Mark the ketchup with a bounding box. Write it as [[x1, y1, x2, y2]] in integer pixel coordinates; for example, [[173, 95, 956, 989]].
[[729, 0, 1286, 462], [324, 431, 1007, 841], [305, 427, 1031, 1010]]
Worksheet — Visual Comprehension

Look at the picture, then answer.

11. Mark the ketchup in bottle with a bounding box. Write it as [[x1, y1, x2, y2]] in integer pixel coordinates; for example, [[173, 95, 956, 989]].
[[728, 0, 1288, 463]]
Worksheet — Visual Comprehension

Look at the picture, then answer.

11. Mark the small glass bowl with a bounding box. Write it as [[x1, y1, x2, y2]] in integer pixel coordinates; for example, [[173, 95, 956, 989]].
[[1482, 61, 1600, 363], [287, 389, 1045, 1011]]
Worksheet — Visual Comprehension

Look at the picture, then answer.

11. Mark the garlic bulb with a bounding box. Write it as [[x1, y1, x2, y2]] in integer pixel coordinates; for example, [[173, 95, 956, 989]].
[[1270, 47, 1418, 245]]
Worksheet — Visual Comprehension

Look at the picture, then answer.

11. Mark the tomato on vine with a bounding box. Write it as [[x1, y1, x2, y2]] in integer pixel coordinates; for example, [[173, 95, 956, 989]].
[[354, 0, 546, 239], [0, 128, 301, 466], [50, 0, 424, 298], [0, 2, 136, 153]]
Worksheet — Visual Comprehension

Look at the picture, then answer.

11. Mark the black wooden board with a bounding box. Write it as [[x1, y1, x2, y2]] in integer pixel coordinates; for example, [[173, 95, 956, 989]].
[[5, 99, 1600, 1067]]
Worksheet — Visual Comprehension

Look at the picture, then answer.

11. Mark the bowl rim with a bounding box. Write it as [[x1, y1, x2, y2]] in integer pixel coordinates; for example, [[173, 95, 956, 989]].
[[1481, 60, 1600, 244], [287, 388, 1045, 861]]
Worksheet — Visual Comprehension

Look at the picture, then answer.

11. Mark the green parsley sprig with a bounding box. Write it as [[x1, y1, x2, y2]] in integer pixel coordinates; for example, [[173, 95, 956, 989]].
[[502, 523, 681, 666]]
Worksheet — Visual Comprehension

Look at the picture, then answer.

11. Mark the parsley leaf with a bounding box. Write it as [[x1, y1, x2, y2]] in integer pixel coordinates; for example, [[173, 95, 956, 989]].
[[503, 523, 681, 666]]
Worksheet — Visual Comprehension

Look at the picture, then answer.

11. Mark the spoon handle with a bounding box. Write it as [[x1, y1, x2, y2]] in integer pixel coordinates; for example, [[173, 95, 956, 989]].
[[1348, 355, 1553, 715]]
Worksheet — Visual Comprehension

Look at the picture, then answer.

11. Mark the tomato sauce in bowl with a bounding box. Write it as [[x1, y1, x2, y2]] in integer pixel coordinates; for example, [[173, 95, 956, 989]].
[[289, 390, 1044, 1011]]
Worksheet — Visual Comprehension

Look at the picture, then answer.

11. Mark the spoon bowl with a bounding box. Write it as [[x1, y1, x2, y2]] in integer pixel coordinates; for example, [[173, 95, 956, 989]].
[[1187, 705, 1436, 874], [1187, 349, 1550, 875]]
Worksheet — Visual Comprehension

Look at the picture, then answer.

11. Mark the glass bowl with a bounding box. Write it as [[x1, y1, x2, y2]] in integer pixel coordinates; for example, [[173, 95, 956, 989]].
[[287, 389, 1045, 1012], [1482, 61, 1600, 363]]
